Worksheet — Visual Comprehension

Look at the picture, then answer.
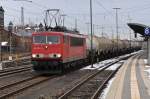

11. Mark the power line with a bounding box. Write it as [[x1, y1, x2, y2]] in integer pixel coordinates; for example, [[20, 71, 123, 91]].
[[31, 1, 48, 9], [124, 3, 150, 12], [94, 0, 113, 16], [93, 0, 116, 27], [4, 6, 42, 15]]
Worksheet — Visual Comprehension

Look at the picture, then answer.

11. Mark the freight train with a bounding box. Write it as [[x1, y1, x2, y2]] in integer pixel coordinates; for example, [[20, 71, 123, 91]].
[[31, 27, 141, 74]]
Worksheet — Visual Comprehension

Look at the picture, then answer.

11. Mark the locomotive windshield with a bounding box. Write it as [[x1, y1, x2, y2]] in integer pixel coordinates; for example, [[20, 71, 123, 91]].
[[47, 36, 60, 44], [33, 35, 60, 44], [33, 36, 46, 44]]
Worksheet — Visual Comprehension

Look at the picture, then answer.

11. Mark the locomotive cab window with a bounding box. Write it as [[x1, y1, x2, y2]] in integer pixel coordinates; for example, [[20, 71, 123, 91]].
[[47, 36, 60, 44], [70, 37, 84, 46], [33, 35, 46, 44], [33, 35, 60, 44]]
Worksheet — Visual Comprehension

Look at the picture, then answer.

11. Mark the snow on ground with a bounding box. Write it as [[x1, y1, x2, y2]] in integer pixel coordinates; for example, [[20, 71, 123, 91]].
[[80, 59, 117, 70], [144, 59, 150, 79], [145, 63, 150, 68], [105, 62, 122, 70], [145, 65, 150, 68], [81, 50, 142, 70], [118, 50, 143, 59], [97, 62, 123, 98], [97, 51, 142, 98], [99, 77, 115, 99], [144, 59, 148, 65], [144, 59, 150, 68], [80, 51, 142, 98], [144, 69, 150, 78]]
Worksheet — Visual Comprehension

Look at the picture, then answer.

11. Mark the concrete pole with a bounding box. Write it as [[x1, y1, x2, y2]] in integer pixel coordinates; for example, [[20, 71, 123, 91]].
[[90, 0, 94, 68], [148, 38, 150, 65], [113, 8, 121, 54]]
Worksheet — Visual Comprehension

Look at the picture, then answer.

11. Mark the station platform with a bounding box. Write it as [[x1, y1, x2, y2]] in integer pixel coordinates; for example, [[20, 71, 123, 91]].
[[105, 51, 150, 99]]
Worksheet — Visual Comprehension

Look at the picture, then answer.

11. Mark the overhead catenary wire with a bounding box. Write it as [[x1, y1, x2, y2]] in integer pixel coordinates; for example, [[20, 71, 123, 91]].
[[94, 0, 113, 16], [2, 0, 150, 40], [4, 6, 41, 16], [94, 0, 133, 40]]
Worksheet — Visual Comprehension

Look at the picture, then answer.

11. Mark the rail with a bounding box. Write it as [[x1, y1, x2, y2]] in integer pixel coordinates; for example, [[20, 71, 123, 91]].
[[57, 53, 139, 99], [0, 75, 57, 98]]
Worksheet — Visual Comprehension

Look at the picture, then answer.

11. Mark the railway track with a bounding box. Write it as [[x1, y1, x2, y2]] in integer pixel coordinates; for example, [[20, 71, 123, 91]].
[[0, 65, 32, 77], [2, 56, 31, 69], [0, 52, 139, 98], [57, 55, 136, 99], [0, 75, 57, 99]]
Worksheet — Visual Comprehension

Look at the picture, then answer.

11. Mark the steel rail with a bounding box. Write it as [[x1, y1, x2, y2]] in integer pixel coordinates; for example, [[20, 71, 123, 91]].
[[0, 64, 32, 74], [58, 53, 138, 99], [0, 75, 39, 90], [0, 66, 32, 77], [58, 61, 120, 99], [0, 75, 57, 99], [91, 63, 123, 99], [91, 54, 141, 99]]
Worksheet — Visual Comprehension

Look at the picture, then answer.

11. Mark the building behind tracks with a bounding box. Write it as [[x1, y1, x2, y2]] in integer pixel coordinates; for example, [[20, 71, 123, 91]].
[[0, 6, 4, 29], [0, 28, 31, 53]]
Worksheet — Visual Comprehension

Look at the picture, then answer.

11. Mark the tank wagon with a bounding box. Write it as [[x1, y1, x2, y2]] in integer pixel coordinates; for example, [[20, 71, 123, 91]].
[[31, 30, 141, 74], [86, 35, 141, 60]]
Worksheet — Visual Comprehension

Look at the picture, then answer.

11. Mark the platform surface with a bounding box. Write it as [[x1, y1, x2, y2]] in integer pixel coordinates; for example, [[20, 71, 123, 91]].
[[105, 52, 150, 99]]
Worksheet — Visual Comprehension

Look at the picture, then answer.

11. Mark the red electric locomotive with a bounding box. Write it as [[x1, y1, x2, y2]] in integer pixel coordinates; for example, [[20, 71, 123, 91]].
[[32, 31, 87, 73]]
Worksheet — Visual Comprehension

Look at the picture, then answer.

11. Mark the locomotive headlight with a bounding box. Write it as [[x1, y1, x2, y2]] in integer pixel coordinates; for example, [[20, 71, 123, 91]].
[[56, 54, 61, 58], [49, 53, 61, 58], [32, 54, 36, 58]]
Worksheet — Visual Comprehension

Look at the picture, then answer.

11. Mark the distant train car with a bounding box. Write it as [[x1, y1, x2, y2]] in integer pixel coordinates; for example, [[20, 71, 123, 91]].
[[86, 35, 115, 59], [85, 35, 99, 57], [31, 31, 86, 73], [131, 40, 142, 50]]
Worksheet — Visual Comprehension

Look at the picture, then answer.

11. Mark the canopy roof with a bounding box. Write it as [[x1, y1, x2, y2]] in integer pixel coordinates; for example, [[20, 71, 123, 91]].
[[127, 23, 150, 36]]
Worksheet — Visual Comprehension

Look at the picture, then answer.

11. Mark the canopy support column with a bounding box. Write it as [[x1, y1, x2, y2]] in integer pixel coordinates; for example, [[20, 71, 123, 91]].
[[148, 38, 150, 65]]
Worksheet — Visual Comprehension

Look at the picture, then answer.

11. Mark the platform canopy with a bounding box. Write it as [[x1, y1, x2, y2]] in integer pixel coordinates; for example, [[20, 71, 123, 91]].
[[127, 23, 150, 36]]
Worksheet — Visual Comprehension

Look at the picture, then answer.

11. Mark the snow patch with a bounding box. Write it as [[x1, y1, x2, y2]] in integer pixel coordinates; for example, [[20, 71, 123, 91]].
[[144, 69, 150, 78], [98, 51, 142, 98], [144, 57, 150, 77], [144, 59, 148, 64], [99, 77, 115, 99], [144, 59, 150, 78], [105, 63, 122, 70], [80, 59, 117, 70], [145, 65, 150, 68], [81, 50, 142, 70], [143, 59, 150, 67]]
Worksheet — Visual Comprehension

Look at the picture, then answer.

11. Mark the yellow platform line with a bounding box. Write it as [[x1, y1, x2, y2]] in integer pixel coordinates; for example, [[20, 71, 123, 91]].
[[131, 56, 141, 99]]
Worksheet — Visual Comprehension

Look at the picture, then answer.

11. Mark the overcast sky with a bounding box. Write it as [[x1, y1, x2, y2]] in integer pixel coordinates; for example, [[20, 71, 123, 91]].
[[1, 0, 150, 39]]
